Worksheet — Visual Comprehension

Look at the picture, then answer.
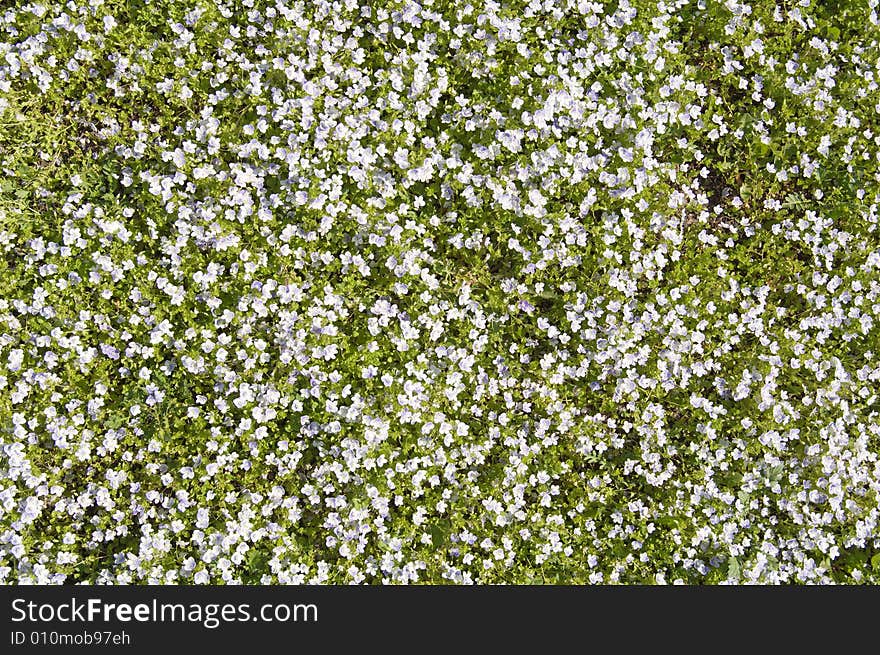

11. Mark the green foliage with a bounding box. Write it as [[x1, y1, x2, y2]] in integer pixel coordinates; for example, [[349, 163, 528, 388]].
[[0, 0, 879, 585]]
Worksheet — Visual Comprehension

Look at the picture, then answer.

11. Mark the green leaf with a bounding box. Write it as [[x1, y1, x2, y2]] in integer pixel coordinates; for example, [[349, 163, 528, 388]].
[[871, 553, 880, 572], [727, 557, 740, 580], [429, 519, 452, 547], [247, 548, 270, 573], [768, 465, 784, 483]]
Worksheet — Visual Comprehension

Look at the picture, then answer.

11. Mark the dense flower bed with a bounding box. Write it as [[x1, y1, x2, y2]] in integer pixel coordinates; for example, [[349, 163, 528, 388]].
[[1, 0, 880, 584]]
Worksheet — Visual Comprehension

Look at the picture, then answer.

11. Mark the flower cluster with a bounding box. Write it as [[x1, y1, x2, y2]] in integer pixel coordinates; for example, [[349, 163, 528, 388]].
[[1, 0, 880, 584]]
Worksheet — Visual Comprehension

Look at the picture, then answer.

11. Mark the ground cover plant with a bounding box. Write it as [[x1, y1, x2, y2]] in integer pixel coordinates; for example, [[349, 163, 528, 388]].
[[1, 0, 880, 584]]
